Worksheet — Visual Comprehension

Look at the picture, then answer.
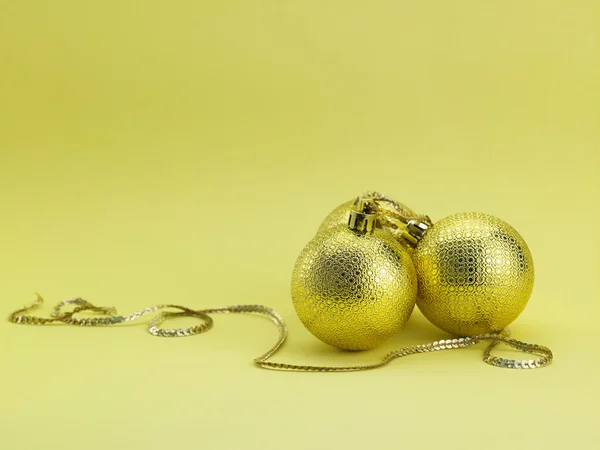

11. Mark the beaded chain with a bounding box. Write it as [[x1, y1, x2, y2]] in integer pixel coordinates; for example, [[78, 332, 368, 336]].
[[9, 294, 553, 372]]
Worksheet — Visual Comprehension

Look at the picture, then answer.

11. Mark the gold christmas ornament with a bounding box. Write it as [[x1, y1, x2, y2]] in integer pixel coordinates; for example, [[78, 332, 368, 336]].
[[410, 213, 534, 336], [291, 198, 417, 350]]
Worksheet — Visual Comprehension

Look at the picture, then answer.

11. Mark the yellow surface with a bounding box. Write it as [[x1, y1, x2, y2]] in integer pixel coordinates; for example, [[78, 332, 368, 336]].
[[0, 2, 598, 449]]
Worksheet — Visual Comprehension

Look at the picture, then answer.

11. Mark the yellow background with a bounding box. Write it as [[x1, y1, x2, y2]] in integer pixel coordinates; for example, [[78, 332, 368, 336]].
[[1, 1, 598, 449]]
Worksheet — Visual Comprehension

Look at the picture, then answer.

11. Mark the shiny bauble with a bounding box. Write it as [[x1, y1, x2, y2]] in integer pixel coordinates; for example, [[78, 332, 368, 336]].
[[413, 212, 534, 336], [291, 225, 417, 350], [317, 198, 417, 246]]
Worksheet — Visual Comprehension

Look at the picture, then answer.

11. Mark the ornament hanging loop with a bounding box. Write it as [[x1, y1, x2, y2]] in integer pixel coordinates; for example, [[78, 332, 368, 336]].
[[362, 190, 432, 246]]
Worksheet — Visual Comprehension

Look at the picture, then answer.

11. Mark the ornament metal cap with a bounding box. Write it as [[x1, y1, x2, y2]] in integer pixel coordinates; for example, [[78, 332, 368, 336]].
[[348, 197, 377, 234], [402, 219, 430, 247]]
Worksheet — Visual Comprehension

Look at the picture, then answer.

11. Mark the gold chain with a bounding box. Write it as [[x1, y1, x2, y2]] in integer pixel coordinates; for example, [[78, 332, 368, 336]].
[[9, 294, 553, 371], [365, 190, 432, 225]]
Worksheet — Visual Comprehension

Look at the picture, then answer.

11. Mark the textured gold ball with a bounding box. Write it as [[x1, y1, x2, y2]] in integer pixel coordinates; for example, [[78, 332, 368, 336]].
[[291, 225, 417, 350], [413, 213, 534, 336], [317, 199, 417, 246]]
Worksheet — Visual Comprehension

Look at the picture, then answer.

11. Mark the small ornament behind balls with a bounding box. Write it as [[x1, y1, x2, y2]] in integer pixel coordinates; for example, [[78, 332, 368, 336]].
[[317, 191, 421, 247], [291, 198, 417, 350]]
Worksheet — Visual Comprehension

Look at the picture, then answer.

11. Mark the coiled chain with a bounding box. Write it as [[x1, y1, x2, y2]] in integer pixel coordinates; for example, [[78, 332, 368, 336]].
[[9, 294, 553, 372]]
